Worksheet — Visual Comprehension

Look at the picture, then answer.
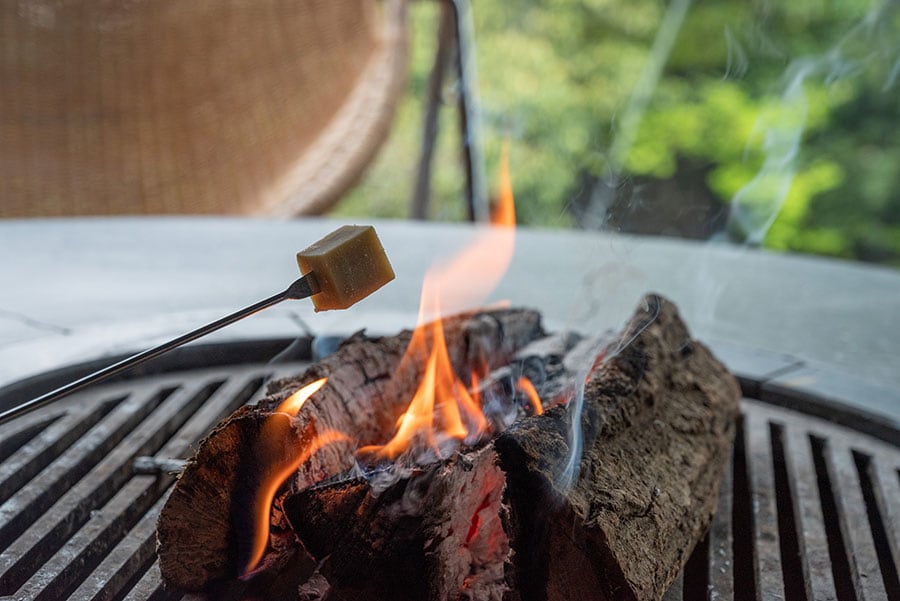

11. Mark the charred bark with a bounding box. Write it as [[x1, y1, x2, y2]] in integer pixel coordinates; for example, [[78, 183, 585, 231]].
[[494, 294, 741, 601], [286, 444, 510, 601], [156, 309, 544, 592]]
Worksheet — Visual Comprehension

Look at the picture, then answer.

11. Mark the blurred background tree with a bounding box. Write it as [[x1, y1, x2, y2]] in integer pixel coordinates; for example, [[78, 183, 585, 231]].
[[335, 0, 900, 267]]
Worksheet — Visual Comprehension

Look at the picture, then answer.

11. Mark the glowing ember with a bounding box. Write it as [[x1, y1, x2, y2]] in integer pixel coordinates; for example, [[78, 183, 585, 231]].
[[465, 494, 493, 546], [242, 378, 346, 577], [359, 146, 516, 460], [516, 376, 544, 415]]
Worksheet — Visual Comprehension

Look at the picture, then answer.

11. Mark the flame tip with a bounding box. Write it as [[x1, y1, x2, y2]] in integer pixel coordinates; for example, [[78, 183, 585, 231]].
[[517, 376, 544, 416]]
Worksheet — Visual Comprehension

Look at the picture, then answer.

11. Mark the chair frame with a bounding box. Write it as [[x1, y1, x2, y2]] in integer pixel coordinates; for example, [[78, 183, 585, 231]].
[[412, 0, 487, 222]]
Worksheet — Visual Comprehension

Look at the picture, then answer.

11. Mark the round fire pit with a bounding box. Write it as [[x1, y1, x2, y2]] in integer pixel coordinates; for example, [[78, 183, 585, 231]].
[[0, 338, 897, 600], [0, 217, 898, 600]]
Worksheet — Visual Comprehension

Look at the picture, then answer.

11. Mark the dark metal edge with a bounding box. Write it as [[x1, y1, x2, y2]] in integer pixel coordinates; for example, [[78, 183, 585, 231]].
[[0, 338, 312, 413]]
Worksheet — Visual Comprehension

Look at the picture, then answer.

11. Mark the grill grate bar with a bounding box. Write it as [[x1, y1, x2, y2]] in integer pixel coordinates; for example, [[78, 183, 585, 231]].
[[121, 561, 166, 601], [781, 423, 838, 600], [871, 462, 900, 587], [826, 442, 889, 601], [854, 453, 900, 600], [0, 380, 220, 597], [811, 435, 860, 601], [0, 389, 168, 573], [708, 451, 734, 600], [744, 412, 786, 599], [0, 396, 125, 506], [0, 412, 61, 464], [69, 492, 170, 601], [769, 422, 807, 601]]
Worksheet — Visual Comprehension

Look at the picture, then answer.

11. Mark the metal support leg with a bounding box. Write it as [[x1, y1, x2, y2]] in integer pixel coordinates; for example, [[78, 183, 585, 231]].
[[450, 0, 488, 222], [411, 0, 487, 223], [412, 2, 455, 220]]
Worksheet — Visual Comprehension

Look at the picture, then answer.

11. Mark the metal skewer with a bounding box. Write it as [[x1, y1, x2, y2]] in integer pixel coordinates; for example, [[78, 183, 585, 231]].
[[0, 224, 395, 427], [0, 274, 320, 426]]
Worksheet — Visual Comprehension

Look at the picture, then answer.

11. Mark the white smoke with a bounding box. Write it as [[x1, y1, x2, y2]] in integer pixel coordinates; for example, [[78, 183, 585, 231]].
[[581, 0, 694, 229], [724, 0, 900, 244]]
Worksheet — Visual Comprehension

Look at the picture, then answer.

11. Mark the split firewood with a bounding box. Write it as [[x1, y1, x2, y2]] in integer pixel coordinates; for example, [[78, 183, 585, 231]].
[[156, 308, 545, 593], [494, 294, 740, 601], [158, 295, 738, 601], [285, 444, 510, 601], [273, 333, 595, 601], [278, 295, 738, 601]]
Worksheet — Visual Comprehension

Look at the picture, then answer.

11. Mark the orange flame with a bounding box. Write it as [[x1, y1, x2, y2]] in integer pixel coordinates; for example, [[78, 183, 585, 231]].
[[242, 378, 347, 576], [516, 376, 544, 415], [359, 146, 516, 460], [278, 378, 328, 413], [416, 144, 515, 321], [358, 312, 486, 459]]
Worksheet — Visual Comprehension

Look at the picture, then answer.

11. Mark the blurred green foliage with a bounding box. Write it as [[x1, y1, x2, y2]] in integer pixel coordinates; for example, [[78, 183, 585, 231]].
[[337, 0, 900, 266]]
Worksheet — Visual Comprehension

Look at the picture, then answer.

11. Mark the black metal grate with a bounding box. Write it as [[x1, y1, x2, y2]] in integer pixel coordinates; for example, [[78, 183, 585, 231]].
[[1, 357, 899, 600]]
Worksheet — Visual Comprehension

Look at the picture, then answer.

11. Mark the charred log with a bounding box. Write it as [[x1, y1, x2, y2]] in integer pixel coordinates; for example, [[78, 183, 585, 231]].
[[277, 295, 738, 601], [285, 445, 510, 601], [157, 296, 739, 601], [494, 294, 741, 601], [156, 309, 544, 592]]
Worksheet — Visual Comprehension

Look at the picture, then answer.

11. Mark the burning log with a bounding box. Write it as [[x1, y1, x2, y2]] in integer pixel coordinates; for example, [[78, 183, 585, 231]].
[[156, 308, 544, 592], [157, 295, 739, 601], [285, 444, 510, 601], [269, 296, 738, 601], [495, 294, 740, 601]]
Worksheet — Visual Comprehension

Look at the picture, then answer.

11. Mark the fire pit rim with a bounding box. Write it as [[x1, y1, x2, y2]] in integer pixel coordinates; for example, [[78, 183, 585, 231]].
[[1, 335, 897, 449]]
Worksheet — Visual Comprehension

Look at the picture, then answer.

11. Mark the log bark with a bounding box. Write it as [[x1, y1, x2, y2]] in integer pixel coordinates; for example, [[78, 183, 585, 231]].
[[494, 294, 740, 601], [156, 309, 545, 592]]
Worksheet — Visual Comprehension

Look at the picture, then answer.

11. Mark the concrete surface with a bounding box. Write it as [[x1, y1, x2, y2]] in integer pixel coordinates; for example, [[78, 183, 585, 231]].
[[0, 217, 897, 421]]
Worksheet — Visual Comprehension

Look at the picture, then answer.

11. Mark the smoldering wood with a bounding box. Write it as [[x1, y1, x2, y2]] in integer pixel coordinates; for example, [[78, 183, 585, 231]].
[[157, 296, 739, 601], [285, 444, 510, 601], [279, 295, 737, 601], [494, 294, 741, 601], [156, 308, 545, 593], [475, 329, 612, 430]]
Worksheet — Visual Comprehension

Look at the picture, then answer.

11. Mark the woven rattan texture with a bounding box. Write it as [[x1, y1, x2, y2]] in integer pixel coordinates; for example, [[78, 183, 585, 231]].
[[0, 0, 407, 217]]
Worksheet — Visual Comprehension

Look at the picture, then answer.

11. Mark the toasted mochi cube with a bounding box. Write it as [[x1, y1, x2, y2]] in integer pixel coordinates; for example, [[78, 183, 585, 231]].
[[297, 225, 395, 311]]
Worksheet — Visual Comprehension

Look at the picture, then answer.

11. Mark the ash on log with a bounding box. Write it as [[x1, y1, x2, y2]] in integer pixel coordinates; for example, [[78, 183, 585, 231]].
[[156, 309, 545, 593]]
